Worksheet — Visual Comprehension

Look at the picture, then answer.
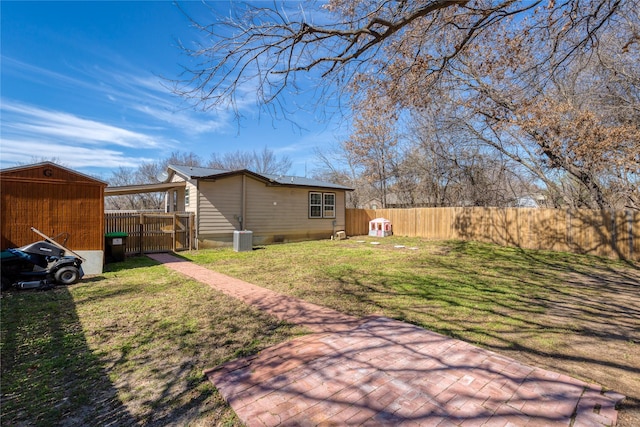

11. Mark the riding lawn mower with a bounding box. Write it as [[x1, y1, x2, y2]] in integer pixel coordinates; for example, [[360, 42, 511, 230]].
[[1, 227, 84, 291]]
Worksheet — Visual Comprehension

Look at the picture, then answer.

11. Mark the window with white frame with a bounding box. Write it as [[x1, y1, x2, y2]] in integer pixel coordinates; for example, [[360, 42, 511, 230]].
[[309, 192, 322, 218], [185, 187, 190, 207], [323, 193, 336, 218], [309, 192, 336, 218]]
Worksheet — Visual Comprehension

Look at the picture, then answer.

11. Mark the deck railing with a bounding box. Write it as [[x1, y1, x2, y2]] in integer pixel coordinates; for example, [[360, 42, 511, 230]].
[[104, 212, 195, 255]]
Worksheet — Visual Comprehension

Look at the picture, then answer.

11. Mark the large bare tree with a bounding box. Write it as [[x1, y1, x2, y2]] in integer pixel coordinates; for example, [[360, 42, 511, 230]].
[[428, 11, 640, 210], [175, 0, 638, 209], [343, 95, 399, 207], [175, 1, 626, 110], [398, 108, 537, 207], [313, 145, 372, 208], [345, 1, 639, 209]]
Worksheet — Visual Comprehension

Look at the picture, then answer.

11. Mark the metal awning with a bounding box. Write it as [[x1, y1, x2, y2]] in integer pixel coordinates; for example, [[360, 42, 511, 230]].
[[104, 181, 186, 196]]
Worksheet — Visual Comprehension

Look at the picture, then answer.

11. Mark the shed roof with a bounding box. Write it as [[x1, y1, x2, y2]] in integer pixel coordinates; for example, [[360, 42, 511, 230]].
[[0, 162, 107, 186], [168, 165, 353, 191]]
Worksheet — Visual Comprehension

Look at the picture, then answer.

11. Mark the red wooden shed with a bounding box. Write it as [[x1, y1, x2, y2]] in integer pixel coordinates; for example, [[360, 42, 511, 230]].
[[0, 162, 107, 274]]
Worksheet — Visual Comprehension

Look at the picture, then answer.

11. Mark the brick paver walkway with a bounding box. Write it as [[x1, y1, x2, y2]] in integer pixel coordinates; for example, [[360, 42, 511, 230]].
[[148, 253, 624, 426]]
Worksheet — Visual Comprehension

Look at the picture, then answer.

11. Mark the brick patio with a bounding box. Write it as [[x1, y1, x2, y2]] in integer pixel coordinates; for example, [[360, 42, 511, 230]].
[[148, 253, 624, 426]]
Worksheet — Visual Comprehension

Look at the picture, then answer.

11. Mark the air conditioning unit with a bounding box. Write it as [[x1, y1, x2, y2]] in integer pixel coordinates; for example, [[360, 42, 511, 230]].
[[233, 230, 253, 252]]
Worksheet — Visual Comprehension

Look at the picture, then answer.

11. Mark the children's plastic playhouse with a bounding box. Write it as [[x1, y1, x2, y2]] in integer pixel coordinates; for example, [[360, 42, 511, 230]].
[[368, 218, 393, 237]]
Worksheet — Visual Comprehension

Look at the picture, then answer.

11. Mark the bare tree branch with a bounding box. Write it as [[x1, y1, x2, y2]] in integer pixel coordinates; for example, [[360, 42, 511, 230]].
[[172, 0, 547, 113]]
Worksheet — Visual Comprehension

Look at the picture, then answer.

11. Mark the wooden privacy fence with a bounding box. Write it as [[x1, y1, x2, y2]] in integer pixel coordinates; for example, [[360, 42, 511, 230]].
[[346, 207, 639, 261], [105, 212, 195, 255]]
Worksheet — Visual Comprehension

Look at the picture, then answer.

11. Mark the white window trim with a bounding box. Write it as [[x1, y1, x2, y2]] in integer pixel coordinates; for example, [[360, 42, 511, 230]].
[[309, 191, 336, 219], [309, 192, 323, 218], [323, 193, 336, 219]]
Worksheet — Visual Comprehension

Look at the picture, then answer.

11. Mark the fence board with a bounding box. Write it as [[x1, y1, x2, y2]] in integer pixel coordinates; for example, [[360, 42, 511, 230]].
[[105, 213, 194, 255], [346, 207, 638, 261]]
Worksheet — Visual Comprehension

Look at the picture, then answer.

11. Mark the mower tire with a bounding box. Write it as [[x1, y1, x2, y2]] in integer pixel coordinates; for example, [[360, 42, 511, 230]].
[[55, 266, 81, 285]]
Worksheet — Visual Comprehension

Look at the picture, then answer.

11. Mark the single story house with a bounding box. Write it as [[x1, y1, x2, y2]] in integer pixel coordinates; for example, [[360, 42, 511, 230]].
[[106, 165, 353, 248]]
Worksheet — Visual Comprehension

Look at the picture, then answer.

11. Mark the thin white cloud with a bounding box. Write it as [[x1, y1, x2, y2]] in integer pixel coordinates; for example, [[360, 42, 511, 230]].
[[3, 55, 238, 139], [101, 70, 174, 105], [1, 56, 97, 92], [0, 138, 153, 169], [131, 104, 231, 135], [276, 127, 341, 155], [90, 69, 238, 135], [2, 101, 159, 148], [123, 74, 172, 95]]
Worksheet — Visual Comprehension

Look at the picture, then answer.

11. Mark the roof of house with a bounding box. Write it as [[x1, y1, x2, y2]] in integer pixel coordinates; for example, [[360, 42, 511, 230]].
[[104, 181, 185, 195], [168, 165, 354, 191]]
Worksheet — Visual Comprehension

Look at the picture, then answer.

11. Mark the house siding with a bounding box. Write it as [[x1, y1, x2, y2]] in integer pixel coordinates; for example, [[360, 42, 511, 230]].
[[245, 178, 346, 241], [196, 174, 346, 247], [197, 176, 243, 241]]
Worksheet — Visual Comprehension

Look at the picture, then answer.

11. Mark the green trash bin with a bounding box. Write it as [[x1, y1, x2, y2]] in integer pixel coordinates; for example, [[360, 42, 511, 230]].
[[105, 232, 128, 263]]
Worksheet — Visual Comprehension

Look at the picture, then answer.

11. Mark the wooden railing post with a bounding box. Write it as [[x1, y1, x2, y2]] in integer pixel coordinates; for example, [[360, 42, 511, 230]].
[[139, 214, 144, 256], [172, 212, 177, 253], [190, 213, 196, 250]]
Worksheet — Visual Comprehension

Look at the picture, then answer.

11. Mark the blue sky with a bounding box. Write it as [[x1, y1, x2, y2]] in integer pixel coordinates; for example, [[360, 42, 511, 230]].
[[1, 1, 345, 180]]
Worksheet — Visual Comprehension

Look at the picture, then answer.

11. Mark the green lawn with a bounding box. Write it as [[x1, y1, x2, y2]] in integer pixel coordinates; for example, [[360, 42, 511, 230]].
[[181, 237, 640, 424], [181, 238, 624, 345], [1, 237, 638, 426], [1, 257, 305, 426]]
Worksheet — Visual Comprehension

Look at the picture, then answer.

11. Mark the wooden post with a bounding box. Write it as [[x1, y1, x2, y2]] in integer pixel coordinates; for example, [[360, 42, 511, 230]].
[[172, 212, 177, 252], [139, 213, 144, 256], [188, 214, 191, 251], [189, 213, 194, 251]]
